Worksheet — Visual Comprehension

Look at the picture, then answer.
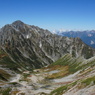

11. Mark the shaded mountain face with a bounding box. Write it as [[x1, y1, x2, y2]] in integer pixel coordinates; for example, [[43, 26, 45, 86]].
[[0, 20, 95, 71], [56, 30, 95, 48]]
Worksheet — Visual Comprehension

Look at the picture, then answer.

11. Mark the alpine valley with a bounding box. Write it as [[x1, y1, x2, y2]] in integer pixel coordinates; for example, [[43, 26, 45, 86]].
[[0, 21, 95, 95]]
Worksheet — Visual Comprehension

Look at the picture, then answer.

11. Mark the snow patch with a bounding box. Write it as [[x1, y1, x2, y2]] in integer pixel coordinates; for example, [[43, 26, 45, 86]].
[[39, 42, 42, 48], [53, 71, 80, 83], [25, 33, 31, 39], [48, 70, 60, 75], [26, 35, 30, 39], [10, 74, 21, 82], [88, 34, 92, 37], [91, 40, 94, 45]]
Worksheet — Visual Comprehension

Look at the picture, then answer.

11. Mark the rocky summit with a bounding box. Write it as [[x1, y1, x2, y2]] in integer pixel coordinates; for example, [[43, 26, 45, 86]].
[[0, 21, 95, 95]]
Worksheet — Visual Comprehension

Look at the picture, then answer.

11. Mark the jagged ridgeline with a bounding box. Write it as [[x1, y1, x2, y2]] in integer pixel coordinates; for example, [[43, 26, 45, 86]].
[[0, 20, 95, 71]]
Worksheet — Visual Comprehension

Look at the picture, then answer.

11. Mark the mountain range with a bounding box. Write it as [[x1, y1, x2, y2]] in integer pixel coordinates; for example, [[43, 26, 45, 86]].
[[55, 30, 95, 48], [0, 21, 95, 95], [0, 21, 94, 71]]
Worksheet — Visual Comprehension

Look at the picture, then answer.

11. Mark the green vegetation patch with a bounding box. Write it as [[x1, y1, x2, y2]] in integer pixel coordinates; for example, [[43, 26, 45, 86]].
[[0, 88, 11, 95], [49, 81, 77, 95], [51, 54, 83, 74], [46, 66, 69, 79], [81, 76, 95, 87]]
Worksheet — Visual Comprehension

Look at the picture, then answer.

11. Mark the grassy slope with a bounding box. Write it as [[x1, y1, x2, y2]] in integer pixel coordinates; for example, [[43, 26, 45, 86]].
[[50, 75, 95, 95], [47, 54, 95, 95], [45, 54, 84, 79], [50, 54, 95, 73]]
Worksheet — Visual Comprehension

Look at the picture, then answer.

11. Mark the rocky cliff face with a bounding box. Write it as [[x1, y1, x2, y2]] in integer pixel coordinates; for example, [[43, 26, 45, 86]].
[[0, 20, 95, 71]]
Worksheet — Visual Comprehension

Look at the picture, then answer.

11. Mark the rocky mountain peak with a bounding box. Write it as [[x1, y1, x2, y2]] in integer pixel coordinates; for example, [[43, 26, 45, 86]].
[[11, 20, 26, 30], [0, 21, 95, 71], [12, 20, 25, 26]]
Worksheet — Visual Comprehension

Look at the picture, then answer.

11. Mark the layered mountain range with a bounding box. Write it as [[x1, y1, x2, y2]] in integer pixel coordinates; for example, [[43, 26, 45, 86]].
[[0, 20, 95, 72], [56, 30, 95, 48]]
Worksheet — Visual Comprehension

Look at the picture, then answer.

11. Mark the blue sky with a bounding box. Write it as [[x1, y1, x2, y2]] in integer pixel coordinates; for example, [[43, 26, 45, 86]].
[[0, 0, 95, 31]]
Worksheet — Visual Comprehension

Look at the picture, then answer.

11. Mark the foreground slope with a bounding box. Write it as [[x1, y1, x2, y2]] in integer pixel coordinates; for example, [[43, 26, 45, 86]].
[[49, 54, 95, 95], [0, 54, 95, 95]]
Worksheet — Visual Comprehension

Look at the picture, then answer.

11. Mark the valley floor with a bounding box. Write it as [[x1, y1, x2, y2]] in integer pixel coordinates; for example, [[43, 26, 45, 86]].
[[1, 64, 95, 95]]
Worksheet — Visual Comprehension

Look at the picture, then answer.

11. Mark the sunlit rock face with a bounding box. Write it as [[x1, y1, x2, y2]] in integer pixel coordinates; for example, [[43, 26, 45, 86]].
[[0, 20, 95, 70]]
